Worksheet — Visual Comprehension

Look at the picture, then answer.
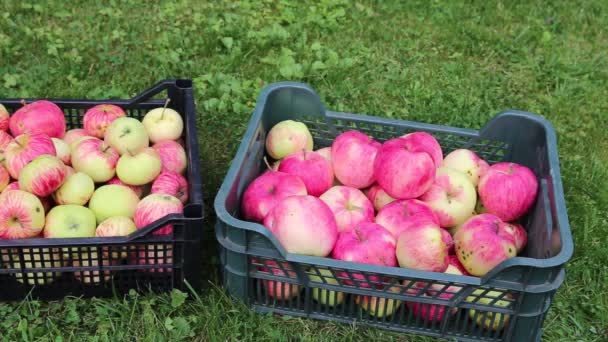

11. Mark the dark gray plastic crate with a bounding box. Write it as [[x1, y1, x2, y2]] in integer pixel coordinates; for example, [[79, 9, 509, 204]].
[[0, 79, 204, 300], [213, 82, 573, 341]]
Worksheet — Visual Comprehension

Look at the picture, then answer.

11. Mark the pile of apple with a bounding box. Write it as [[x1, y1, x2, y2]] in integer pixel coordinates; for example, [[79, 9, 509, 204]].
[[0, 100, 189, 284], [241, 120, 538, 330]]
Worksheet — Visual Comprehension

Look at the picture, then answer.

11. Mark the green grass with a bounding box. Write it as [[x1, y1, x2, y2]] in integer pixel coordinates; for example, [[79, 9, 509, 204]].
[[1, 0, 607, 340]]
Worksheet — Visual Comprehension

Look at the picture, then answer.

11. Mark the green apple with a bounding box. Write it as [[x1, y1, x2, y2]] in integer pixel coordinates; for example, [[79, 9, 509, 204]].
[[10, 247, 63, 285], [104, 117, 149, 155], [356, 286, 402, 317], [88, 185, 140, 223], [308, 269, 345, 306], [265, 120, 314, 160], [43, 205, 96, 238], [142, 107, 184, 143], [53, 172, 95, 205], [116, 147, 161, 185], [466, 289, 513, 331]]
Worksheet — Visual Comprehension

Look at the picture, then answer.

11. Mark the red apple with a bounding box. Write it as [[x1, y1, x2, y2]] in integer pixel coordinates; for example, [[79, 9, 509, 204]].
[[241, 171, 307, 223], [373, 137, 435, 199], [454, 214, 517, 276], [501, 222, 527, 254], [396, 223, 449, 272], [5, 132, 56, 179], [134, 193, 183, 236], [331, 131, 381, 189], [133, 244, 173, 273], [152, 140, 187, 174], [478, 162, 539, 221], [319, 186, 374, 233], [259, 260, 300, 300], [9, 100, 66, 138], [375, 199, 439, 238], [400, 132, 443, 168], [18, 155, 67, 197], [332, 222, 396, 287], [0, 190, 45, 239], [263, 195, 337, 257], [83, 104, 126, 138], [278, 150, 333, 197], [2, 181, 19, 193], [151, 172, 189, 204]]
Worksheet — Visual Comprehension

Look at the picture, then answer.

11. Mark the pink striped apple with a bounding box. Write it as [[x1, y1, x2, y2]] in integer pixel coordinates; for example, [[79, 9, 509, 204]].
[[400, 132, 443, 168], [331, 131, 381, 189], [278, 150, 333, 197], [151, 172, 189, 204], [69, 135, 97, 152], [420, 167, 477, 228], [63, 128, 90, 146], [0, 103, 9, 131], [5, 132, 56, 179], [18, 155, 67, 197], [500, 222, 527, 254], [51, 137, 71, 165], [332, 222, 396, 287], [265, 120, 313, 160], [375, 199, 439, 238], [241, 171, 307, 223], [396, 223, 449, 272], [133, 244, 173, 273], [9, 100, 66, 138], [454, 214, 517, 276], [0, 164, 8, 192], [96, 216, 137, 237], [263, 195, 337, 257], [2, 181, 19, 193], [134, 193, 183, 235], [406, 299, 454, 322], [442, 149, 490, 186], [0, 130, 13, 166], [95, 216, 137, 259], [83, 104, 126, 138], [116, 147, 161, 186], [71, 138, 119, 182], [152, 140, 187, 174], [64, 165, 75, 178], [0, 190, 45, 239], [260, 260, 300, 300], [319, 186, 374, 233], [478, 162, 539, 221], [315, 147, 331, 162], [365, 184, 396, 211], [373, 137, 435, 199], [107, 177, 144, 198]]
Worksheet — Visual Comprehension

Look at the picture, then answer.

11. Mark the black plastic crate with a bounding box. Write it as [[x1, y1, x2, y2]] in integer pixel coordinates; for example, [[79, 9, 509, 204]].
[[0, 79, 204, 300], [213, 82, 573, 341]]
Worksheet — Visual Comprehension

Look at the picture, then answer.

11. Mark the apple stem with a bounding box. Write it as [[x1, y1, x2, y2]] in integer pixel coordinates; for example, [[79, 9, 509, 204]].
[[302, 148, 307, 160], [160, 98, 171, 120], [263, 156, 273, 171], [20, 99, 26, 107]]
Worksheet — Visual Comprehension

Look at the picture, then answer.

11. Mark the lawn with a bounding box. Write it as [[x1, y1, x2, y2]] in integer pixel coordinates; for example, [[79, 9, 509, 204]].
[[0, 0, 607, 340]]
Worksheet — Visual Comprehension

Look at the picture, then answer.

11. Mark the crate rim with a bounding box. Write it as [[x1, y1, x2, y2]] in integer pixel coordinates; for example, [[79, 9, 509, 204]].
[[213, 81, 573, 287]]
